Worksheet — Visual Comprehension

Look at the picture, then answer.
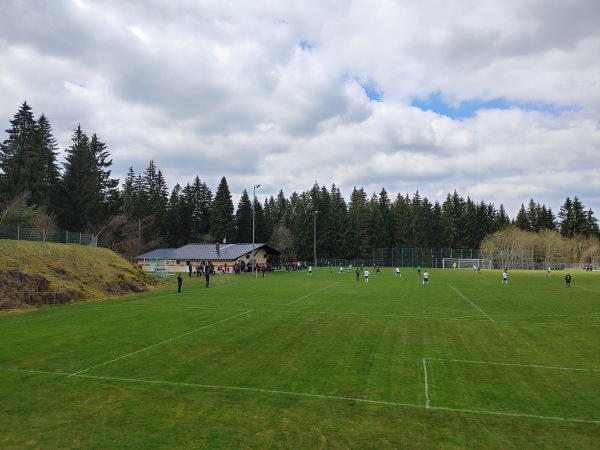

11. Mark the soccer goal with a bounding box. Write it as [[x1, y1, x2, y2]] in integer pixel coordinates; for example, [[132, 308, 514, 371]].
[[442, 258, 492, 270]]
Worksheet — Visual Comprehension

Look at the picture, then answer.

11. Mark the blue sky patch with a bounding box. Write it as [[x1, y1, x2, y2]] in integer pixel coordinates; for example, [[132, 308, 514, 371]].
[[411, 91, 572, 119], [299, 40, 313, 50], [359, 81, 382, 102]]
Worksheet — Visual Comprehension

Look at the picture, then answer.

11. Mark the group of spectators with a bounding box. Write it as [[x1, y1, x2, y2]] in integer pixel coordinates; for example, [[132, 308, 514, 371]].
[[284, 261, 311, 271]]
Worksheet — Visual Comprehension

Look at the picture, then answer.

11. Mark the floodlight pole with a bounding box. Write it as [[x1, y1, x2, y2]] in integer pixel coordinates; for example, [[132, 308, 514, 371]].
[[313, 210, 319, 268], [252, 184, 260, 279]]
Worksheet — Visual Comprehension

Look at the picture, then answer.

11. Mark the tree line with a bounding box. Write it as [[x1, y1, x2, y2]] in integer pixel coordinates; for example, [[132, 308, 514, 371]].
[[1, 102, 599, 262]]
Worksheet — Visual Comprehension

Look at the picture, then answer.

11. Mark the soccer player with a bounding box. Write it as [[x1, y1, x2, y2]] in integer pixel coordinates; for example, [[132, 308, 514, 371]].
[[307, 266, 312, 276], [355, 268, 360, 281], [177, 274, 182, 293], [364, 269, 370, 282], [423, 270, 429, 285], [205, 269, 210, 288], [547, 267, 551, 277], [395, 267, 401, 276], [565, 273, 571, 287], [502, 271, 508, 284]]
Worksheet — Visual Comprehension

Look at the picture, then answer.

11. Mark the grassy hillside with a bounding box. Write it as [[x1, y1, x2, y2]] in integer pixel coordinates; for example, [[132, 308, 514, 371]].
[[0, 240, 163, 309]]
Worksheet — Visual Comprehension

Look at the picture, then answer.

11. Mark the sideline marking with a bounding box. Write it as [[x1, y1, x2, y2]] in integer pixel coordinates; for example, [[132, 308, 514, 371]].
[[286, 282, 340, 305], [422, 358, 430, 409], [428, 357, 600, 372], [1, 367, 597, 424], [68, 310, 252, 377], [447, 284, 494, 321]]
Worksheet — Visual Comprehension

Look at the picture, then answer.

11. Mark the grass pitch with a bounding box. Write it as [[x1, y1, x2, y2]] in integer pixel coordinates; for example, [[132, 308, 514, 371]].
[[1, 267, 598, 448]]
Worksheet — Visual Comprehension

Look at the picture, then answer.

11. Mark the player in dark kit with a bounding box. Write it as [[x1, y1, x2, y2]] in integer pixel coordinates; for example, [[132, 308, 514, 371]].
[[565, 273, 571, 287]]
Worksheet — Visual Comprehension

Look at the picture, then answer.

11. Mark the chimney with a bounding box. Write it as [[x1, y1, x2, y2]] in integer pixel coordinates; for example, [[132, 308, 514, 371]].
[[216, 242, 220, 252]]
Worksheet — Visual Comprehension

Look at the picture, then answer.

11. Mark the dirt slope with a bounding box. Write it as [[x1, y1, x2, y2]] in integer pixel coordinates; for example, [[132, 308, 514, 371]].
[[0, 240, 163, 310]]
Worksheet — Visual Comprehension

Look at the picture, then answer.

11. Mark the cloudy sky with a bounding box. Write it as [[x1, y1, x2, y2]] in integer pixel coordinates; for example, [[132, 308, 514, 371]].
[[1, 0, 599, 218]]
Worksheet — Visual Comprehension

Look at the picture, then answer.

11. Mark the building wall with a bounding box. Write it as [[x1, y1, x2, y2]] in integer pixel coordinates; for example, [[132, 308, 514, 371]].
[[137, 250, 270, 273]]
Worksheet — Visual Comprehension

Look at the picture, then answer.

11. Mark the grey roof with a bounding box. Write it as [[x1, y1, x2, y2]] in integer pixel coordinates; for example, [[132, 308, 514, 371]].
[[134, 248, 174, 259], [135, 243, 280, 261]]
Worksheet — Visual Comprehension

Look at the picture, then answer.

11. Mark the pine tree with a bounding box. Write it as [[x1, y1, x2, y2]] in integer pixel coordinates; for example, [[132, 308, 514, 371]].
[[328, 184, 350, 258], [411, 190, 430, 247], [35, 114, 62, 211], [393, 193, 412, 247], [263, 196, 277, 243], [235, 189, 253, 242], [253, 198, 267, 243], [441, 191, 465, 248], [348, 187, 370, 258], [89, 133, 120, 222], [209, 176, 235, 243], [0, 102, 61, 209], [378, 187, 395, 248], [514, 203, 529, 231], [584, 208, 600, 237], [190, 176, 212, 237], [60, 125, 98, 230], [495, 204, 511, 230], [558, 197, 589, 237]]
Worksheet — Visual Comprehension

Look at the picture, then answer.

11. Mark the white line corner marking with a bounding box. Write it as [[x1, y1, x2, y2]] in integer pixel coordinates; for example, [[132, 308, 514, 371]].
[[69, 310, 252, 377]]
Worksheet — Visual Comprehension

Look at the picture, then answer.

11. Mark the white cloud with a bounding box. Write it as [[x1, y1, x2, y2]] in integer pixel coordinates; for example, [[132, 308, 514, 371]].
[[0, 0, 599, 217]]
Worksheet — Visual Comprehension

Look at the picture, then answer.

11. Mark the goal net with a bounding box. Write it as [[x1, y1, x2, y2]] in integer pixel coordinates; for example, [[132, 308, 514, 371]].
[[442, 258, 492, 270]]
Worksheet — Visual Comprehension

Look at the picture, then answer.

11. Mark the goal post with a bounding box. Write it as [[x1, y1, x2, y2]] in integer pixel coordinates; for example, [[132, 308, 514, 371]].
[[442, 258, 492, 270]]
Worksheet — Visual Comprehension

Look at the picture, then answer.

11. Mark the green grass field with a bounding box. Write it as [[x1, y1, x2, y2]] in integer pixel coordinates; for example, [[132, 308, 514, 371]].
[[1, 267, 598, 449]]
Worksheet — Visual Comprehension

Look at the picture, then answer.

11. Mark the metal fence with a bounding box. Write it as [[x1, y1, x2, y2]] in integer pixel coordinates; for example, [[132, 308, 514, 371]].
[[0, 224, 97, 246], [319, 248, 537, 270], [318, 248, 598, 271]]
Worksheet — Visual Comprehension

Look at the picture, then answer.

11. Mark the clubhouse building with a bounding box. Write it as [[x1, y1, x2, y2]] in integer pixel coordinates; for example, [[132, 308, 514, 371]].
[[134, 242, 281, 274]]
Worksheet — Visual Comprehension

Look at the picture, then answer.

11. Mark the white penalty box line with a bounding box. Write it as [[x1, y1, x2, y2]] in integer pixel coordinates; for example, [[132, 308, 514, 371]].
[[69, 310, 253, 377], [286, 282, 340, 306], [447, 283, 494, 321], [2, 366, 598, 425], [427, 357, 600, 372]]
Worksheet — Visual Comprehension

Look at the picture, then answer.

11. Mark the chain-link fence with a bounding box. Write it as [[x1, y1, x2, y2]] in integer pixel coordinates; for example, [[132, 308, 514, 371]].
[[0, 224, 96, 246], [319, 248, 537, 270]]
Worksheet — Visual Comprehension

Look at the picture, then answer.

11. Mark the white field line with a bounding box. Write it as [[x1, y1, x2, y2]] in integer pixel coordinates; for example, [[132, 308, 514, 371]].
[[428, 405, 599, 424], [111, 304, 600, 327], [447, 284, 494, 322], [427, 357, 600, 372], [68, 310, 253, 377], [575, 286, 600, 294], [286, 282, 340, 305], [422, 358, 430, 409], [2, 366, 598, 425]]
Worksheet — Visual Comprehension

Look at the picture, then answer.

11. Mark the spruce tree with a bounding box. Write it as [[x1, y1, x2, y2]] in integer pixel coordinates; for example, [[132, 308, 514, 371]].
[[60, 125, 97, 230], [209, 176, 235, 243], [348, 187, 370, 258], [0, 102, 48, 206], [235, 189, 253, 242], [514, 204, 529, 231], [328, 184, 350, 258], [36, 114, 62, 212], [393, 193, 412, 248]]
